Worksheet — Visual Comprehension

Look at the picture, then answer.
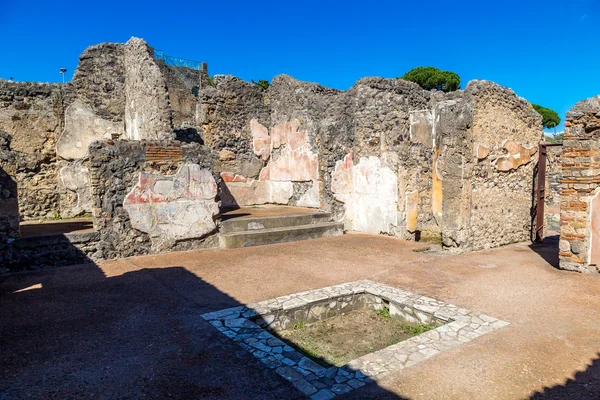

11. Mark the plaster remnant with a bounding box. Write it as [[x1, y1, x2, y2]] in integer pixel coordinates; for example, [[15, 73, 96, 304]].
[[406, 191, 419, 233], [496, 139, 537, 172], [58, 162, 93, 218], [57, 100, 123, 160], [123, 164, 218, 246], [332, 154, 398, 234], [221, 180, 294, 207], [251, 119, 271, 161]]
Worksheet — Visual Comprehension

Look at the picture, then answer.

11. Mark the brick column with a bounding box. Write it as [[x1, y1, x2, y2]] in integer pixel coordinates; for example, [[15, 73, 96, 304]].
[[559, 98, 600, 274]]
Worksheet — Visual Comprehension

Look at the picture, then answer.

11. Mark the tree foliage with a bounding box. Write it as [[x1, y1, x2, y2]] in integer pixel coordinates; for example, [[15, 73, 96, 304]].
[[400, 66, 460, 92], [252, 79, 270, 90], [532, 104, 561, 129]]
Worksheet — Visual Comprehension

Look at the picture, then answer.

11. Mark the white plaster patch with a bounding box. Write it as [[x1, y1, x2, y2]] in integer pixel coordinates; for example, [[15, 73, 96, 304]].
[[57, 99, 123, 160], [331, 154, 398, 234]]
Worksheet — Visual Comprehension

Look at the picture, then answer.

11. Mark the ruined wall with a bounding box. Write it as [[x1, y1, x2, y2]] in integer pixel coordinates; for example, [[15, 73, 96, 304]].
[[0, 157, 19, 241], [0, 81, 69, 219], [124, 38, 172, 141], [454, 81, 542, 251], [57, 43, 125, 160], [1, 38, 185, 223], [156, 60, 201, 130], [198, 75, 272, 206], [438, 81, 542, 252], [202, 75, 541, 249], [89, 140, 219, 260], [546, 144, 562, 232], [559, 95, 600, 274], [341, 78, 433, 236]]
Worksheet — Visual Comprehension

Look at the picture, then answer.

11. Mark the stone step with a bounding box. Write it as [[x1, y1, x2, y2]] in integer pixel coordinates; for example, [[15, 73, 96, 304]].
[[220, 212, 331, 234], [219, 222, 344, 249]]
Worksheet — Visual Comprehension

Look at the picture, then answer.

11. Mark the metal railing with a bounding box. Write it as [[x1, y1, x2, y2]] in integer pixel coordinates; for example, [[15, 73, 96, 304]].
[[154, 49, 203, 70]]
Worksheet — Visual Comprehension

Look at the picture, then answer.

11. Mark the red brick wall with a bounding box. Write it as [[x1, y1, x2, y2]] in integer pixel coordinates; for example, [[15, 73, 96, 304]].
[[559, 109, 600, 274]]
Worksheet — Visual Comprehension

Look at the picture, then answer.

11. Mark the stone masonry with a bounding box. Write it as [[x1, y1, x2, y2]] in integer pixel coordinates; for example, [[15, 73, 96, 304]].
[[89, 140, 219, 260], [559, 95, 600, 274], [203, 280, 510, 399], [0, 36, 551, 269]]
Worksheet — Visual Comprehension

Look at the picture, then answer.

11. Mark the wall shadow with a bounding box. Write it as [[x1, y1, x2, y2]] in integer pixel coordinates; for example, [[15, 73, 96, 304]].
[[529, 234, 560, 269], [529, 354, 600, 399], [0, 256, 404, 399], [19, 219, 94, 237]]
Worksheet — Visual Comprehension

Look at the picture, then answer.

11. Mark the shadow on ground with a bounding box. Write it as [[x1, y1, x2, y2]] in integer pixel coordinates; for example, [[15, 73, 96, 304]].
[[529, 234, 560, 269], [0, 259, 404, 399], [530, 353, 600, 399]]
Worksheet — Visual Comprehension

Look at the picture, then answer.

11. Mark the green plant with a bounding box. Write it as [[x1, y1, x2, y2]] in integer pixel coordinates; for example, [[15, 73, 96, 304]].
[[532, 104, 561, 131], [399, 66, 460, 92], [293, 322, 306, 330], [44, 212, 62, 221], [252, 79, 270, 90], [377, 307, 391, 319], [206, 75, 216, 87], [402, 323, 433, 335]]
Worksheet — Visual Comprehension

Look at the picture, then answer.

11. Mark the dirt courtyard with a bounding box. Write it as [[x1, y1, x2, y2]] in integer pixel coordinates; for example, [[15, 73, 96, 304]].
[[1, 233, 599, 399]]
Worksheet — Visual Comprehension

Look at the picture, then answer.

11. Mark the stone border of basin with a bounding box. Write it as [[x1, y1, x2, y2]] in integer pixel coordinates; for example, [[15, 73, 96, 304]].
[[202, 280, 509, 400]]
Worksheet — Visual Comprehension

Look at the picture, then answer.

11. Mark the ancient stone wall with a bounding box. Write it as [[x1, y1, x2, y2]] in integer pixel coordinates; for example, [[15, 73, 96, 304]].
[[0, 161, 19, 241], [198, 75, 271, 206], [156, 60, 201, 130], [0, 81, 69, 219], [559, 95, 600, 274], [123, 38, 172, 141], [546, 144, 562, 232], [201, 74, 542, 250], [89, 140, 219, 260], [442, 81, 542, 252], [0, 37, 547, 260]]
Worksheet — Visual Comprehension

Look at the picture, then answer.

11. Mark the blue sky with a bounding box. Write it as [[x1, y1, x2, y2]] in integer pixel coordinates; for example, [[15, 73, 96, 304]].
[[1, 0, 598, 132]]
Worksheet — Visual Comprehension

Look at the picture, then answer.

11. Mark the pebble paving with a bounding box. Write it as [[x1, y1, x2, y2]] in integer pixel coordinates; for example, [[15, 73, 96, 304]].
[[202, 280, 510, 399]]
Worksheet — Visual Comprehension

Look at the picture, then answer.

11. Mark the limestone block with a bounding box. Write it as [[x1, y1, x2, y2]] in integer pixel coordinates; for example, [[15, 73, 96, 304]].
[[406, 191, 419, 233], [57, 99, 123, 160], [123, 164, 218, 242]]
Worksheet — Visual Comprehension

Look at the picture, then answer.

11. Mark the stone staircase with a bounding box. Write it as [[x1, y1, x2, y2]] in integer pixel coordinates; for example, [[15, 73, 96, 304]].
[[219, 212, 344, 248]]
